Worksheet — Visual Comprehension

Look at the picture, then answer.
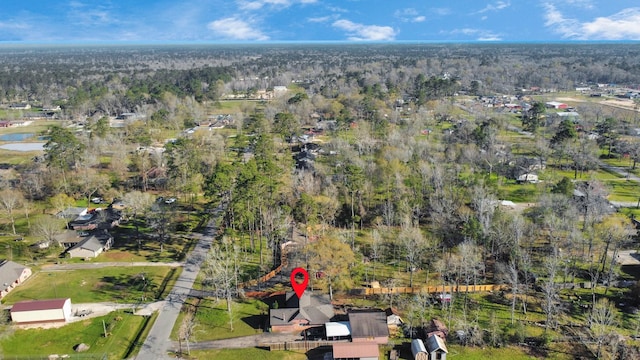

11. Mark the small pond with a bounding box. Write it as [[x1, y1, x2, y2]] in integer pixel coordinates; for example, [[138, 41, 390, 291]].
[[0, 142, 45, 151], [0, 133, 35, 141]]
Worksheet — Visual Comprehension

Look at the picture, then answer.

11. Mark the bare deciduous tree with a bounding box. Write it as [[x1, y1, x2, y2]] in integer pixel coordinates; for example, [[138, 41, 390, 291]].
[[0, 189, 23, 235], [589, 298, 618, 360], [202, 238, 240, 331], [32, 216, 65, 247]]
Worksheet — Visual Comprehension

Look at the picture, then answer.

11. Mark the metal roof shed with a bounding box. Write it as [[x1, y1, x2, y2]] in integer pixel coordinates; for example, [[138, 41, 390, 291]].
[[325, 321, 351, 339], [10, 298, 72, 324], [411, 339, 429, 360], [332, 342, 379, 360]]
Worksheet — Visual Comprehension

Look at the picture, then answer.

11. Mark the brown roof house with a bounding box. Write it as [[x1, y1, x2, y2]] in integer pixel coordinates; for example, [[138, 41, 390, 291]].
[[348, 310, 390, 344], [332, 342, 379, 360], [10, 298, 72, 324], [0, 260, 32, 300], [269, 290, 334, 333]]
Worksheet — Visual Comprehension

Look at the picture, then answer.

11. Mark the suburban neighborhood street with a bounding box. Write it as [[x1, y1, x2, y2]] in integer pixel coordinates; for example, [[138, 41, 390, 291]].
[[135, 205, 223, 360]]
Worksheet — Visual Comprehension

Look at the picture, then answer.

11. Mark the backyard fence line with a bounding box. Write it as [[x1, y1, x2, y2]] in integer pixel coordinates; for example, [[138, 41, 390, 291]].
[[237, 242, 291, 289], [261, 340, 334, 351], [350, 284, 507, 296]]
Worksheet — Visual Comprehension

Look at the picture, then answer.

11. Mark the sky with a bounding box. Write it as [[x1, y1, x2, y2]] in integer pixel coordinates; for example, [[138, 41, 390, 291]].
[[1, 1, 640, 43]]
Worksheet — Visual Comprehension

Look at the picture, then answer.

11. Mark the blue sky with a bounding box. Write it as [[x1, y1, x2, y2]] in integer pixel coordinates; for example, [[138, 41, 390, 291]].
[[1, 1, 640, 43]]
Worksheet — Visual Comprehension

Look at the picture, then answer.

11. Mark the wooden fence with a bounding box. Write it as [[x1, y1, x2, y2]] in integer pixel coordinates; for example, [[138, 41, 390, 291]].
[[238, 242, 292, 289], [351, 284, 507, 296], [261, 340, 334, 351]]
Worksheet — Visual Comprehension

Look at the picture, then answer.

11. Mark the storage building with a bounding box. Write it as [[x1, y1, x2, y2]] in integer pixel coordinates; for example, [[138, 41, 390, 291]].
[[332, 342, 379, 360], [411, 339, 429, 360], [10, 298, 72, 324]]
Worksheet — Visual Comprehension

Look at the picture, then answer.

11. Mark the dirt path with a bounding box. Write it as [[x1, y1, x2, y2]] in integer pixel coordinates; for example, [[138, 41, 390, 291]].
[[171, 332, 302, 350]]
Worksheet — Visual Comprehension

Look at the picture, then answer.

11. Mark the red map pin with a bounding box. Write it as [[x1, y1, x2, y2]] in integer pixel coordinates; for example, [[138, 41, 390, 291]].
[[290, 267, 309, 299]]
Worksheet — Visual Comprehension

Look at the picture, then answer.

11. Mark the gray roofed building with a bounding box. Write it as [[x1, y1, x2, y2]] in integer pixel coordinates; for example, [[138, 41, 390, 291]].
[[425, 334, 448, 360], [0, 260, 32, 300], [56, 207, 88, 219], [269, 290, 335, 332], [67, 233, 113, 259], [348, 310, 389, 344]]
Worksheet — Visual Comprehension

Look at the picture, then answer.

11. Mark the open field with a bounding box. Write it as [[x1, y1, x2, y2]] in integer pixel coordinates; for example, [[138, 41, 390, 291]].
[[2, 266, 178, 304], [172, 298, 268, 341], [185, 348, 306, 360], [0, 311, 146, 360]]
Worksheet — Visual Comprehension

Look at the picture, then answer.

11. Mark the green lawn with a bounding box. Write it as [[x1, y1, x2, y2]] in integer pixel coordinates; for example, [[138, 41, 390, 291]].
[[0, 311, 146, 360], [445, 344, 571, 360], [2, 266, 176, 304], [184, 348, 306, 360], [172, 298, 268, 341]]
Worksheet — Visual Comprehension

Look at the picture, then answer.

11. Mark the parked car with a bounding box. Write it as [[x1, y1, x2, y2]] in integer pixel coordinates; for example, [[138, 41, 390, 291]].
[[91, 197, 103, 204], [165, 197, 177, 204]]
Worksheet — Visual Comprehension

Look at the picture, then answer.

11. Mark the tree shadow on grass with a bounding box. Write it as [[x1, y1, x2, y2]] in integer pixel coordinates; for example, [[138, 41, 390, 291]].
[[241, 314, 267, 331]]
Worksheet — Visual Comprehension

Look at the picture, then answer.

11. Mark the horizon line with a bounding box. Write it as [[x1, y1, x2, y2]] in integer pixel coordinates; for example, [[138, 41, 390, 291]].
[[1, 39, 640, 47]]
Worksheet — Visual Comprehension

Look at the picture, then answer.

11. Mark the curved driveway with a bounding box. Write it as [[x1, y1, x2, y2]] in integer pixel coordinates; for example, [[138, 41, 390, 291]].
[[135, 205, 223, 360]]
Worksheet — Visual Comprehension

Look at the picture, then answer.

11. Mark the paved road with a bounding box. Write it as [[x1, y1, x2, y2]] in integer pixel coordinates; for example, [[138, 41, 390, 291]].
[[135, 205, 223, 360], [600, 162, 640, 183]]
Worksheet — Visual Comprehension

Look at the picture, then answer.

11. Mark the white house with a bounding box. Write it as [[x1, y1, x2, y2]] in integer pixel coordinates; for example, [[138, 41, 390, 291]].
[[10, 298, 72, 324]]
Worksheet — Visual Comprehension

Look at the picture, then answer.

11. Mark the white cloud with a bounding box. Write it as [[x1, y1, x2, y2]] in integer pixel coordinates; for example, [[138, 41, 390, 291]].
[[327, 6, 349, 13], [0, 21, 29, 30], [564, 0, 594, 10], [450, 28, 502, 41], [308, 15, 334, 23], [237, 0, 317, 11], [477, 1, 511, 14], [207, 17, 269, 41], [432, 8, 451, 16], [544, 4, 640, 40], [66, 1, 116, 26], [332, 19, 397, 41], [395, 8, 427, 23]]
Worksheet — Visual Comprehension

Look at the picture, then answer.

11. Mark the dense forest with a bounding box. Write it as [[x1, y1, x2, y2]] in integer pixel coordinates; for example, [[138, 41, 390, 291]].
[[1, 43, 640, 359]]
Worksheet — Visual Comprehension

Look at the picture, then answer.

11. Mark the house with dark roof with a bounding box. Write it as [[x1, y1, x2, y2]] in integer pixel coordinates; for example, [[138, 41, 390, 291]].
[[0, 260, 32, 300], [348, 310, 389, 344], [67, 233, 113, 259], [269, 290, 335, 332], [68, 208, 122, 231], [10, 298, 72, 324]]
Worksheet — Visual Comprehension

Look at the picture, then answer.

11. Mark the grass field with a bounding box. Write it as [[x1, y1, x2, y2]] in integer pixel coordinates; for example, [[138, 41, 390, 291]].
[[172, 298, 268, 341], [2, 266, 177, 304], [184, 348, 306, 360], [0, 311, 146, 360]]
